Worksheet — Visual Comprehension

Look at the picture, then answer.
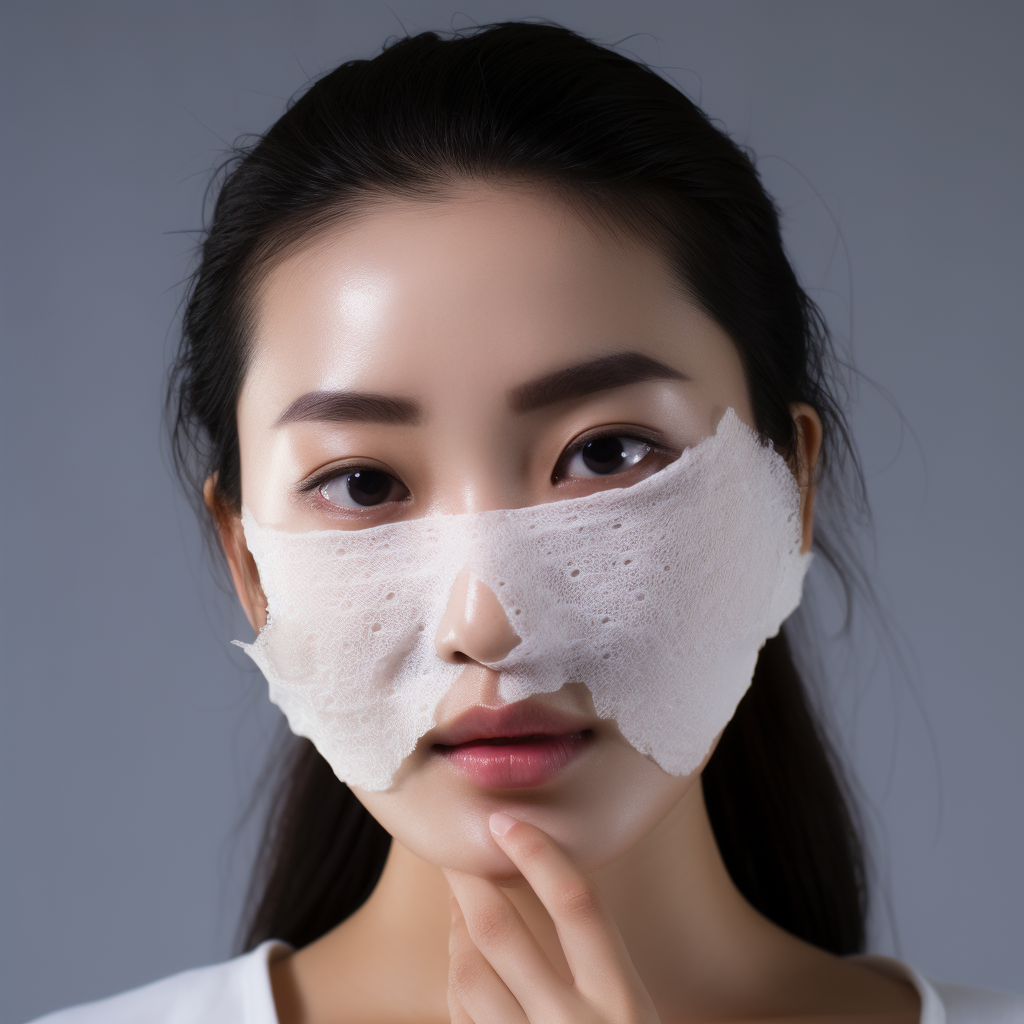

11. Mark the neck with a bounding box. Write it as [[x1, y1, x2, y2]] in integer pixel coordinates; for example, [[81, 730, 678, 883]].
[[275, 782, 808, 1023]]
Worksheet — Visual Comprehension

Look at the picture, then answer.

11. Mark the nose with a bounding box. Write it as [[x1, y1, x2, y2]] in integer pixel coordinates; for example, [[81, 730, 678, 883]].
[[434, 565, 521, 665]]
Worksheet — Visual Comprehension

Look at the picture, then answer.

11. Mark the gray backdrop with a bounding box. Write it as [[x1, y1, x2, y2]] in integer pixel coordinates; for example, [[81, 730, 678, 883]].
[[2, 1, 1021, 1019]]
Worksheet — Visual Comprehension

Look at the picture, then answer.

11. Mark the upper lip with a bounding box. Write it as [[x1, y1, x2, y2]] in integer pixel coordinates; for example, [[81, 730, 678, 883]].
[[430, 700, 593, 747]]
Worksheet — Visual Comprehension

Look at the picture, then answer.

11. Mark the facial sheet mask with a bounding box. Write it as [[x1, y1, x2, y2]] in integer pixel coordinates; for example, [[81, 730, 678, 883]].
[[236, 409, 811, 791]]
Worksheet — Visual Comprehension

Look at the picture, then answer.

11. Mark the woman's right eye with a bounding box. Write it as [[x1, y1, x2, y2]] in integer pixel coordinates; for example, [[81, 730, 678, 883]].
[[319, 469, 408, 509]]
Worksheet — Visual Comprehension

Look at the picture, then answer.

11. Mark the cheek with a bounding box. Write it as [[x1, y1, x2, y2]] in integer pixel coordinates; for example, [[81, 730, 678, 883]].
[[352, 739, 697, 878]]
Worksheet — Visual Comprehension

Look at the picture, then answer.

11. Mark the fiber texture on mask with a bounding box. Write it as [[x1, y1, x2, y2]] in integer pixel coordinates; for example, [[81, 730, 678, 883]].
[[235, 409, 811, 791]]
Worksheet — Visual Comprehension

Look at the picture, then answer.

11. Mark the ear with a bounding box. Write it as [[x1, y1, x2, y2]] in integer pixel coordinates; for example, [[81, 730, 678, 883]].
[[788, 403, 823, 555], [203, 475, 268, 633]]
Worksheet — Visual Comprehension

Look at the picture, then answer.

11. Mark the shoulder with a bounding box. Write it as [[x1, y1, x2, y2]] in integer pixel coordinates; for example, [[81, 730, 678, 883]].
[[26, 941, 290, 1024], [854, 955, 1024, 1024]]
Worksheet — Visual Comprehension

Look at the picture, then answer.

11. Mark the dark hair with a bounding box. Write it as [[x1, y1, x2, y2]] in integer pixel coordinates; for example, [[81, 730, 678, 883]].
[[169, 22, 868, 956]]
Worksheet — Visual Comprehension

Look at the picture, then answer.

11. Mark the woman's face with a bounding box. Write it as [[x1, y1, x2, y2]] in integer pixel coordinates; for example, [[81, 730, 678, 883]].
[[233, 184, 757, 879]]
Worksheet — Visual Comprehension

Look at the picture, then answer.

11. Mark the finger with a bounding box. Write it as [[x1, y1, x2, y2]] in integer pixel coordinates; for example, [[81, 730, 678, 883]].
[[449, 896, 530, 1024], [488, 811, 646, 1006], [447, 989, 475, 1024], [446, 869, 573, 1021]]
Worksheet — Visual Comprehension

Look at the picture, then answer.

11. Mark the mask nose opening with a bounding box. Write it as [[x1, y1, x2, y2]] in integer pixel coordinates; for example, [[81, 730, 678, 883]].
[[434, 564, 521, 665]]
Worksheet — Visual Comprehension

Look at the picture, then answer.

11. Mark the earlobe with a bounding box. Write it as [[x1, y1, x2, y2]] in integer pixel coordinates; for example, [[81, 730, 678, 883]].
[[788, 403, 822, 555], [203, 476, 268, 633]]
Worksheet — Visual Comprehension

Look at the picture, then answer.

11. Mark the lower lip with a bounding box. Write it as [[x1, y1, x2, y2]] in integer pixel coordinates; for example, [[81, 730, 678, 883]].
[[436, 733, 589, 788]]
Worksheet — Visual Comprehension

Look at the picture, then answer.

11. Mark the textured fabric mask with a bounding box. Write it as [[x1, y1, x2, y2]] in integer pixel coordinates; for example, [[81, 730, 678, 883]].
[[235, 409, 811, 791]]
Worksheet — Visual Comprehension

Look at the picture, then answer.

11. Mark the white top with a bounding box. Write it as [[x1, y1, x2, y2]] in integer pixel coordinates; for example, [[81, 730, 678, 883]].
[[29, 941, 1024, 1024]]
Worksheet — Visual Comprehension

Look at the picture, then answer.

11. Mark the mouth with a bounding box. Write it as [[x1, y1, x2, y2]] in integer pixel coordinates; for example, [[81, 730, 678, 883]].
[[430, 702, 594, 789]]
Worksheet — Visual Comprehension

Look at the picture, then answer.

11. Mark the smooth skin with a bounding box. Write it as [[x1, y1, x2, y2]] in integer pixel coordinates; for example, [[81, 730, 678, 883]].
[[209, 183, 919, 1023]]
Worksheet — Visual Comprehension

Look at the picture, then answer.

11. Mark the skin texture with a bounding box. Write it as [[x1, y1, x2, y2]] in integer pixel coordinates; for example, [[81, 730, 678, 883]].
[[210, 184, 919, 1023]]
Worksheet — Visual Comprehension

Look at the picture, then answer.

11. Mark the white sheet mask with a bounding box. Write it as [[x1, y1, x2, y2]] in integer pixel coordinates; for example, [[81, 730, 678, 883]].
[[235, 409, 811, 791]]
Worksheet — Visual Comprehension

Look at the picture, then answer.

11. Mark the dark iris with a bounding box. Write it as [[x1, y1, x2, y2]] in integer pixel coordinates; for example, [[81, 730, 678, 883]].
[[346, 469, 391, 506], [581, 436, 628, 474]]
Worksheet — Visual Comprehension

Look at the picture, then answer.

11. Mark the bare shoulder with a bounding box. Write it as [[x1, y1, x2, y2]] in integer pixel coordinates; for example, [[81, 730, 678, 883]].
[[828, 957, 922, 1021], [729, 942, 922, 1024]]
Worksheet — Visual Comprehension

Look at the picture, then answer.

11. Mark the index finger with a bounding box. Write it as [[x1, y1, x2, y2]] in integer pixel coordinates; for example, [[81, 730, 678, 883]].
[[488, 811, 647, 1007]]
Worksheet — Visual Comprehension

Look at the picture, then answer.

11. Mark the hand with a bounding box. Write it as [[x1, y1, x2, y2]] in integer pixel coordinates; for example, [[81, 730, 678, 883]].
[[444, 812, 661, 1024]]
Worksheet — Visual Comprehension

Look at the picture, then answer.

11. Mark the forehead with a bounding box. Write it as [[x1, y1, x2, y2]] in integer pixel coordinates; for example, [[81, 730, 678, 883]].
[[243, 185, 727, 414]]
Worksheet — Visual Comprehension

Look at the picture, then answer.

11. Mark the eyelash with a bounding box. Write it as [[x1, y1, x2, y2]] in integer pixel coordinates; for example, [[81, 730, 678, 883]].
[[300, 464, 373, 495], [299, 428, 670, 503]]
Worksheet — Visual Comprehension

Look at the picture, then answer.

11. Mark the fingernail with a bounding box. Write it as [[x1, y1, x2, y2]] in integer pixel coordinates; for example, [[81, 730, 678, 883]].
[[489, 811, 518, 838]]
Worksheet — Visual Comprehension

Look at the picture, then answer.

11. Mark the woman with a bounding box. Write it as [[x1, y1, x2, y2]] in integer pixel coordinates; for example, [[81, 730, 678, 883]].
[[36, 21, 1021, 1024]]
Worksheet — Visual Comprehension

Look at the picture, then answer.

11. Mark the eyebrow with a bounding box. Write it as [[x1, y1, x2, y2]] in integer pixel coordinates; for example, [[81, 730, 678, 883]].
[[275, 390, 421, 426], [507, 351, 688, 414], [274, 351, 686, 427]]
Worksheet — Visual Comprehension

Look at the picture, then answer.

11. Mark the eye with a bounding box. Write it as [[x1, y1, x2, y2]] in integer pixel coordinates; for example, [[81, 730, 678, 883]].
[[561, 435, 652, 480], [319, 468, 408, 509]]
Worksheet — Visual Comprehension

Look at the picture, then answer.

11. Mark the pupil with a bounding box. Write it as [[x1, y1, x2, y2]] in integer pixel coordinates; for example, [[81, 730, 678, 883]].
[[582, 437, 626, 474], [347, 470, 390, 506]]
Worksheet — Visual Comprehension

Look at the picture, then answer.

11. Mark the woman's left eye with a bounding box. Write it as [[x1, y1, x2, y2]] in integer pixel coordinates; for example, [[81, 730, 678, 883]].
[[561, 436, 652, 479]]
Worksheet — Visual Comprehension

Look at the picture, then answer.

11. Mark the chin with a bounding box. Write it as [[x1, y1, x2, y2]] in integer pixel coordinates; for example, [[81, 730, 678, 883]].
[[353, 730, 698, 879]]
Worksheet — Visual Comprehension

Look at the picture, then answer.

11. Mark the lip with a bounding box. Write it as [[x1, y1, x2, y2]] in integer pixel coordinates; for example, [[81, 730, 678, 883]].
[[431, 701, 594, 789]]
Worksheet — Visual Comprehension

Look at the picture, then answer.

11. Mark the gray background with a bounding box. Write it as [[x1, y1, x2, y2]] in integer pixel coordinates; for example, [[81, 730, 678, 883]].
[[2, 1, 1021, 1019]]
